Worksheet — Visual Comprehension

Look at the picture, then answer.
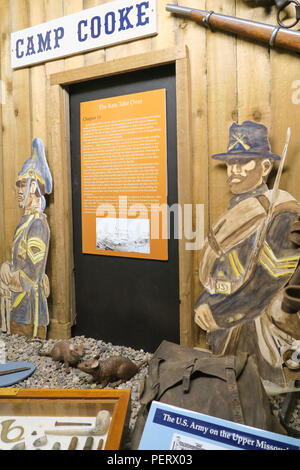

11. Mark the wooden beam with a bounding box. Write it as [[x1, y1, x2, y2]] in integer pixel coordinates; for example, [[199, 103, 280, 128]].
[[50, 47, 187, 86], [176, 49, 194, 346]]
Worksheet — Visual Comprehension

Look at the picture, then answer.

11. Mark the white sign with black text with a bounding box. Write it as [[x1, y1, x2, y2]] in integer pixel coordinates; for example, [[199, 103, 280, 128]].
[[11, 0, 157, 69]]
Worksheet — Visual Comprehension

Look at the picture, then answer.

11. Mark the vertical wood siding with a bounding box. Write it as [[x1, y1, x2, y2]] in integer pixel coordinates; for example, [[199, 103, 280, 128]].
[[0, 0, 299, 343]]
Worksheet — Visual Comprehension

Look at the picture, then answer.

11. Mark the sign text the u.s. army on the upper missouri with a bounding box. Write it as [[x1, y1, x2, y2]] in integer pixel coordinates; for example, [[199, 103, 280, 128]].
[[11, 0, 157, 69]]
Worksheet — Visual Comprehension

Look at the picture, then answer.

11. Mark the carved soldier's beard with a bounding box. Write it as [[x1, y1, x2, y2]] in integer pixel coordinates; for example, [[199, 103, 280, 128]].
[[226, 161, 265, 195]]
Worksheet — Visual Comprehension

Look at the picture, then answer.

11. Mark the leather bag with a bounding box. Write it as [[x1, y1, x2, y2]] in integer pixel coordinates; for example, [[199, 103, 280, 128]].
[[130, 340, 285, 449]]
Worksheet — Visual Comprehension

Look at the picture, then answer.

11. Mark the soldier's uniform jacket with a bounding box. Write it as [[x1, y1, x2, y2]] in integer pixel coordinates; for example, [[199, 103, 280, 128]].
[[197, 183, 300, 324], [195, 183, 300, 382], [8, 210, 50, 335]]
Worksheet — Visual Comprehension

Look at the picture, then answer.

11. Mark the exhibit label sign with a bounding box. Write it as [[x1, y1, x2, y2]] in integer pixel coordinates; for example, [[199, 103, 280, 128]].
[[11, 0, 157, 69], [81, 88, 168, 260], [138, 401, 300, 450]]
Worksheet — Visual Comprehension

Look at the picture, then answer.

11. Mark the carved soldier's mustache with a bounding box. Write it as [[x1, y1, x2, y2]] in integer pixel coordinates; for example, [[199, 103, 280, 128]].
[[226, 175, 246, 185]]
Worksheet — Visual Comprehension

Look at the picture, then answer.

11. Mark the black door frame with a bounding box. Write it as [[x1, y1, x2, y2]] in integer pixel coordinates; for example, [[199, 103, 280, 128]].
[[50, 47, 194, 346]]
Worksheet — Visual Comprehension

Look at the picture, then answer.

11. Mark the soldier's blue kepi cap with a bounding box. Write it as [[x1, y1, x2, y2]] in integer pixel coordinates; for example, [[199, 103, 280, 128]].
[[212, 121, 281, 162], [17, 138, 52, 210]]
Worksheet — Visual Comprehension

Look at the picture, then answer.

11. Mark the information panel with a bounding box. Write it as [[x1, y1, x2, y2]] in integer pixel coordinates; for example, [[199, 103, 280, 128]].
[[81, 89, 168, 260], [138, 401, 300, 450]]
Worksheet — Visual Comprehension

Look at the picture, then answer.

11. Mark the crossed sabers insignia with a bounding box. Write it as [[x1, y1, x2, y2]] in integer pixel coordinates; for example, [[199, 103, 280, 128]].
[[228, 133, 251, 151]]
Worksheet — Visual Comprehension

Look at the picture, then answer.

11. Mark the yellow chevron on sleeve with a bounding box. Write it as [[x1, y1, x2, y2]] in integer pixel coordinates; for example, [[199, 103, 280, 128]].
[[259, 241, 300, 278], [28, 237, 46, 252], [27, 237, 46, 265], [263, 241, 300, 263]]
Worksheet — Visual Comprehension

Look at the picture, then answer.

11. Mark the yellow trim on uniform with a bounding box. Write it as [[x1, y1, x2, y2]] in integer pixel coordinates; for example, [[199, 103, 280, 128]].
[[33, 288, 39, 338], [20, 270, 38, 288], [14, 215, 34, 240], [232, 250, 245, 274], [17, 171, 45, 186], [229, 250, 245, 279], [12, 292, 26, 309], [229, 252, 240, 279]]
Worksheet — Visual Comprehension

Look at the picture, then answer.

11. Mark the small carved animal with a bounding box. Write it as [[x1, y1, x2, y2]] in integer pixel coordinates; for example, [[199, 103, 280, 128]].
[[77, 355, 148, 387], [37, 340, 84, 371]]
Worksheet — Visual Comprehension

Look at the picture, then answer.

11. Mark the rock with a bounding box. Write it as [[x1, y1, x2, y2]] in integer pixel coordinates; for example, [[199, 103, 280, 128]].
[[33, 435, 48, 447]]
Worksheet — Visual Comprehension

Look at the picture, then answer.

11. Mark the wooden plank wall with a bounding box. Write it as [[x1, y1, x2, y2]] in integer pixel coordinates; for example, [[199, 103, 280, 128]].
[[0, 0, 299, 343]]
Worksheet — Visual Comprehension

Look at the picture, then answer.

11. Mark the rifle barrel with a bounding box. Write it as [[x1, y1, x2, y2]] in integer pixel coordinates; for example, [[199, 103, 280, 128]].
[[166, 4, 300, 54]]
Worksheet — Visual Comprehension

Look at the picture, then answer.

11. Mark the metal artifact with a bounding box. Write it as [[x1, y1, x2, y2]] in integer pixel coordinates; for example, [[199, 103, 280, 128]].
[[97, 439, 104, 450], [0, 367, 31, 376], [45, 410, 111, 437], [243, 0, 300, 28], [166, 4, 300, 53], [68, 437, 78, 450], [0, 362, 35, 387], [274, 0, 300, 28], [83, 436, 94, 450], [55, 421, 92, 427]]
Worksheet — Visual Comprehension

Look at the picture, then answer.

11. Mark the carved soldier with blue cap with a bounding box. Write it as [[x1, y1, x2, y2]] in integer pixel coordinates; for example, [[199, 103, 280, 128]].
[[194, 121, 300, 387], [0, 138, 52, 339]]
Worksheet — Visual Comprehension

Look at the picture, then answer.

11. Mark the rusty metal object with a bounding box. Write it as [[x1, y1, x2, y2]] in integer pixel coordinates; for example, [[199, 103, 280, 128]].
[[83, 436, 94, 450], [97, 438, 104, 450], [55, 421, 91, 427], [68, 437, 78, 450]]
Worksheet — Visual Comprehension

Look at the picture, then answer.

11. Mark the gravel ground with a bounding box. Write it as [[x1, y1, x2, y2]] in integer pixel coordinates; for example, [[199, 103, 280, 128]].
[[0, 332, 299, 440], [0, 332, 152, 433]]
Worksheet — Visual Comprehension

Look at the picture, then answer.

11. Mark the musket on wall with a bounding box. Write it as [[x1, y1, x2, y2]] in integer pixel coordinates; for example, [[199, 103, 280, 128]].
[[166, 4, 300, 54]]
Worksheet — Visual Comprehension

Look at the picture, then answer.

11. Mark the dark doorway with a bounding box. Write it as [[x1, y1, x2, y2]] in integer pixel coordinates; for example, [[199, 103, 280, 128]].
[[69, 64, 179, 352]]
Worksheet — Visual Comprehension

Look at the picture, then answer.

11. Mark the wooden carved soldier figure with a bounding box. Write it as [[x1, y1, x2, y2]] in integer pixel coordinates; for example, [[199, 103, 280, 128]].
[[194, 121, 300, 387], [0, 138, 52, 339]]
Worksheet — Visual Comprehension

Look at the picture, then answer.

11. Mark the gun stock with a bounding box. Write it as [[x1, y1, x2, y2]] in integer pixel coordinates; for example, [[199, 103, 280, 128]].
[[166, 4, 300, 54]]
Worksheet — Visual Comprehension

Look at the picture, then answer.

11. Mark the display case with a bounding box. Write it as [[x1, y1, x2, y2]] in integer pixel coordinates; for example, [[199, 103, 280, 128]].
[[0, 388, 130, 450]]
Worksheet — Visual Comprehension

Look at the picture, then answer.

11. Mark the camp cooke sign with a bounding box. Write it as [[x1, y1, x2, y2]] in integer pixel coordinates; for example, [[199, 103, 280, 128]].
[[11, 0, 157, 69]]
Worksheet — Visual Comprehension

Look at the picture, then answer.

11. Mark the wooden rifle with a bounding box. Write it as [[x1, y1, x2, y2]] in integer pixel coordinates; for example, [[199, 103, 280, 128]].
[[166, 4, 300, 54]]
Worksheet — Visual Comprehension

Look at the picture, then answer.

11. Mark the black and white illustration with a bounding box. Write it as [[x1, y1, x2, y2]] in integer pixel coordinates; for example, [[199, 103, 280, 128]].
[[96, 217, 150, 254]]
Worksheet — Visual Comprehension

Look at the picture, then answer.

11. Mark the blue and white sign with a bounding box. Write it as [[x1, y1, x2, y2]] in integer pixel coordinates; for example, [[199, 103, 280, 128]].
[[11, 0, 157, 69], [138, 401, 300, 450]]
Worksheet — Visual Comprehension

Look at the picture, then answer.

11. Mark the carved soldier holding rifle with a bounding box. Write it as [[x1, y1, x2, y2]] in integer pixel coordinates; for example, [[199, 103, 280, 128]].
[[194, 121, 300, 387]]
